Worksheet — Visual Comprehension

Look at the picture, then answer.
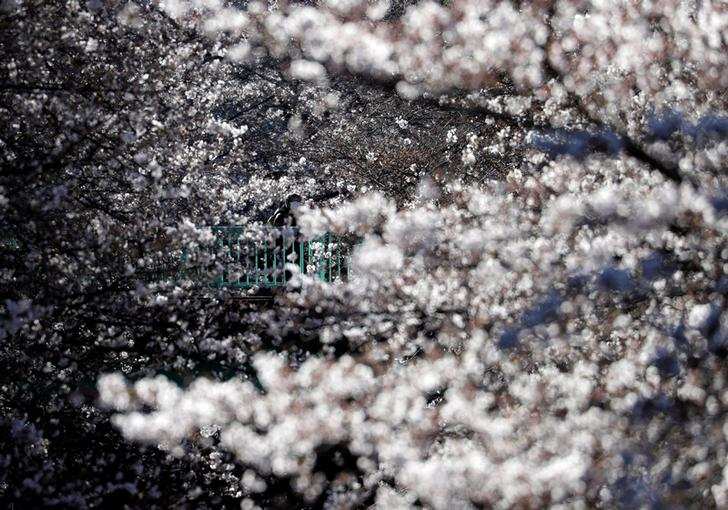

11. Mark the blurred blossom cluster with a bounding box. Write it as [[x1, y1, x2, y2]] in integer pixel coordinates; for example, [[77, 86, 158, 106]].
[[102, 158, 728, 507]]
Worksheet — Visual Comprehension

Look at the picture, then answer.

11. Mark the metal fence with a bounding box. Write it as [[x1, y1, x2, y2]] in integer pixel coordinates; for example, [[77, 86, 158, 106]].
[[180, 226, 353, 289]]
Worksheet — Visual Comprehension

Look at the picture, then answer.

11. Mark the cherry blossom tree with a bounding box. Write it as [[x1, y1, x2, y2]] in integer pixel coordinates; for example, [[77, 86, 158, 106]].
[[1, 0, 523, 506], [2, 0, 727, 508]]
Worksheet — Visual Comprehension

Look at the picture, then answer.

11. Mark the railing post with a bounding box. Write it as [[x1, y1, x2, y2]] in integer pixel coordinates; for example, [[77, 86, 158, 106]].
[[299, 232, 305, 275]]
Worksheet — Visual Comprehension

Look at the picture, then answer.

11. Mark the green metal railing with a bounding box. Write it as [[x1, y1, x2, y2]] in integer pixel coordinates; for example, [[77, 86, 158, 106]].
[[180, 226, 352, 289], [0, 226, 352, 292]]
